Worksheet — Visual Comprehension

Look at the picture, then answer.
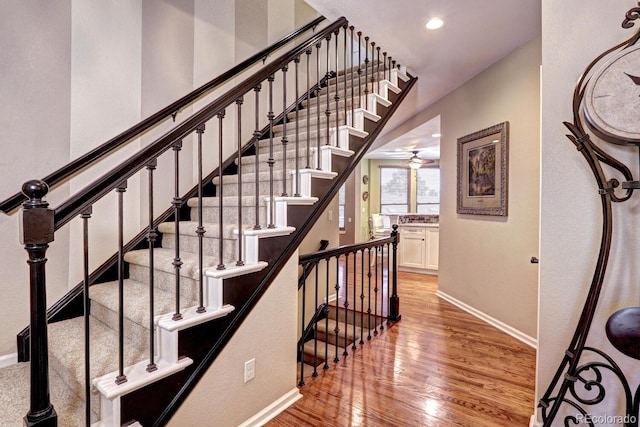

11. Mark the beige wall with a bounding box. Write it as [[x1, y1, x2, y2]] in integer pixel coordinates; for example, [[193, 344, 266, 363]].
[[375, 37, 541, 340], [535, 0, 640, 423], [168, 253, 300, 427]]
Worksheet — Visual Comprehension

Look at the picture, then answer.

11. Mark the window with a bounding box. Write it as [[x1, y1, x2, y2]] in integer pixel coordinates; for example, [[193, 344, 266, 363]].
[[416, 167, 440, 214], [379, 167, 409, 214], [338, 183, 346, 229]]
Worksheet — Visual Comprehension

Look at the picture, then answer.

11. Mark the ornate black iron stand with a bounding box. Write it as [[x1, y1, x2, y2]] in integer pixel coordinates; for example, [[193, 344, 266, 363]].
[[539, 5, 640, 427]]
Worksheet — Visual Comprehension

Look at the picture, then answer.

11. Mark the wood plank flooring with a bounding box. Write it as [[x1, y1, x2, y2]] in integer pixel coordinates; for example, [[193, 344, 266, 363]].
[[268, 271, 536, 427]]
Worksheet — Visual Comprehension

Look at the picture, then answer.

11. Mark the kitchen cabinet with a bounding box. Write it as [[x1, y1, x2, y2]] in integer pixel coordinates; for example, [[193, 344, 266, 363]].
[[398, 225, 439, 274]]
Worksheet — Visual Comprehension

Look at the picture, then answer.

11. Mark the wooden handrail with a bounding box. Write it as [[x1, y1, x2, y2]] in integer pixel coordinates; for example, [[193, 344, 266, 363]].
[[299, 229, 398, 265], [0, 16, 326, 215], [52, 17, 348, 230]]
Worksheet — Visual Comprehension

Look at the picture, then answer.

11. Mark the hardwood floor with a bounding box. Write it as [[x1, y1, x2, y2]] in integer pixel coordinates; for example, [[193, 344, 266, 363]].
[[268, 271, 536, 427]]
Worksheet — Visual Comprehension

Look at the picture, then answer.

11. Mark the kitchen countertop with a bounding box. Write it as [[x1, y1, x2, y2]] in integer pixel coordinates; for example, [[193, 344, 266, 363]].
[[397, 223, 439, 228]]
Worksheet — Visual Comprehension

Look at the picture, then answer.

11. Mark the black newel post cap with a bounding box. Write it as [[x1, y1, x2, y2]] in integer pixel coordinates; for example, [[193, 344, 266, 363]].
[[22, 180, 49, 209]]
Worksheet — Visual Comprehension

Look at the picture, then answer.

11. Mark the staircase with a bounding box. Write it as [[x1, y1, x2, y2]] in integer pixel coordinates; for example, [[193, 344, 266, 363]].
[[0, 17, 416, 427]]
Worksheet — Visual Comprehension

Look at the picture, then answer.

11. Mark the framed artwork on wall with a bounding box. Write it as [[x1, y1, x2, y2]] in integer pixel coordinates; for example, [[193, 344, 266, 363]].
[[456, 121, 509, 216]]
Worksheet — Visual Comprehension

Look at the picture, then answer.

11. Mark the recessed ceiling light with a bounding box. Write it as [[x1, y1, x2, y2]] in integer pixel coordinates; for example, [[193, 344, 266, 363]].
[[431, 133, 441, 138], [425, 18, 444, 30]]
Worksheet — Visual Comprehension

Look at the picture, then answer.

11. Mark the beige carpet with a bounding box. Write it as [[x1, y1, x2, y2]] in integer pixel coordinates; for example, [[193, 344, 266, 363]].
[[0, 361, 85, 427]]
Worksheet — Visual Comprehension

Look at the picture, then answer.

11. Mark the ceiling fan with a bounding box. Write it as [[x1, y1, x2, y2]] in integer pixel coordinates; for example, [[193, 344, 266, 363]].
[[408, 151, 432, 169]]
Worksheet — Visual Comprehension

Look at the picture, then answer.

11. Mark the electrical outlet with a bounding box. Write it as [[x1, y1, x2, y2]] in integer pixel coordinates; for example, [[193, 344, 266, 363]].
[[244, 358, 255, 383]]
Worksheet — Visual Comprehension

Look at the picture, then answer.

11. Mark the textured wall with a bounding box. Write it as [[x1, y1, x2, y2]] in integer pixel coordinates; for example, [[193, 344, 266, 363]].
[[0, 1, 73, 357]]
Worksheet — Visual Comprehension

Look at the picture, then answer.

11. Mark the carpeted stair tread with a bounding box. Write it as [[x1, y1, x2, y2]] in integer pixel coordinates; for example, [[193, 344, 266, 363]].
[[0, 362, 91, 427], [212, 169, 288, 185], [124, 248, 218, 278], [90, 279, 195, 329], [48, 316, 147, 401], [158, 221, 240, 240], [187, 195, 270, 208]]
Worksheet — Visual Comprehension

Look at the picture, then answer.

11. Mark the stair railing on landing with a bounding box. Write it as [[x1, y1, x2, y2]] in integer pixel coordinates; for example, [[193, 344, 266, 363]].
[[297, 226, 400, 385], [14, 13, 416, 426]]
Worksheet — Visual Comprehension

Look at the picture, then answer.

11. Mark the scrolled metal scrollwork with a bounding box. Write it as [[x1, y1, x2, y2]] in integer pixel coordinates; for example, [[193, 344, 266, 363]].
[[623, 5, 640, 29], [539, 4, 640, 426], [541, 397, 595, 427]]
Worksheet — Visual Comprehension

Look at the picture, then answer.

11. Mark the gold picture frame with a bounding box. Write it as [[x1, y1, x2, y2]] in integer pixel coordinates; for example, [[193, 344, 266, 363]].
[[456, 121, 509, 216]]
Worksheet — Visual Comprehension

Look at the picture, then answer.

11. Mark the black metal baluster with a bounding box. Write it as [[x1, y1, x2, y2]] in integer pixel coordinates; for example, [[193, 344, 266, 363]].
[[236, 98, 245, 267], [376, 46, 381, 94], [323, 257, 330, 370], [115, 180, 128, 385], [352, 250, 357, 351], [359, 249, 365, 345], [388, 56, 393, 82], [370, 42, 376, 97], [81, 206, 92, 427], [364, 36, 370, 109], [281, 65, 289, 197], [343, 253, 349, 356], [294, 56, 301, 197], [383, 51, 388, 83], [305, 50, 312, 170], [374, 244, 379, 336], [343, 24, 348, 127], [312, 265, 319, 377], [325, 34, 331, 147], [333, 255, 340, 363], [350, 27, 355, 127], [334, 29, 340, 149], [146, 160, 158, 373], [196, 125, 206, 313], [315, 42, 322, 170], [267, 75, 276, 229], [217, 111, 226, 270], [299, 265, 307, 387], [172, 141, 183, 321], [381, 242, 387, 330], [367, 247, 372, 340], [357, 32, 362, 111], [253, 85, 262, 230]]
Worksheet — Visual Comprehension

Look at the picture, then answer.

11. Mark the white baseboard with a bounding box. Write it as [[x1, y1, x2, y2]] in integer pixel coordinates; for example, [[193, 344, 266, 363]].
[[239, 387, 302, 427], [0, 352, 18, 368], [530, 413, 542, 427], [435, 290, 537, 349]]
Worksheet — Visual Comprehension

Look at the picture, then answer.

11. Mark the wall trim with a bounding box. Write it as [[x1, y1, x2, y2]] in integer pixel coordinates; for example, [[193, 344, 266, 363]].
[[0, 352, 17, 369], [238, 387, 302, 427], [435, 290, 537, 349], [529, 413, 542, 427]]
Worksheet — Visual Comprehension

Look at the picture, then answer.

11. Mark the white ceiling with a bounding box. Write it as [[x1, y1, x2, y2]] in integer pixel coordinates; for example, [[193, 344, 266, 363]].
[[305, 0, 541, 160]]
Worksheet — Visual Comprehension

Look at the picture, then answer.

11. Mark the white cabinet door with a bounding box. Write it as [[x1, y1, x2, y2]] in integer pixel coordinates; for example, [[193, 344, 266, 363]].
[[425, 227, 439, 270], [399, 227, 426, 268]]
